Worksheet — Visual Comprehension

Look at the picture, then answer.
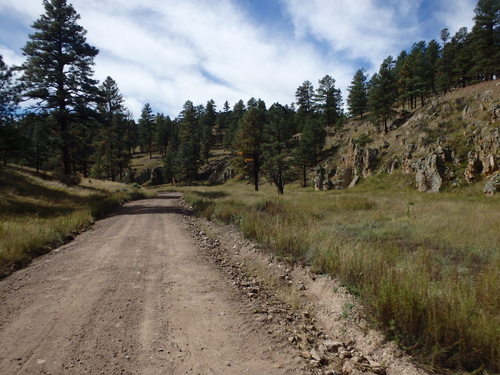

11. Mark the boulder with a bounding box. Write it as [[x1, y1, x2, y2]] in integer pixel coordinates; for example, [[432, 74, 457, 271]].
[[484, 171, 500, 196], [413, 153, 444, 192], [314, 165, 333, 191], [465, 128, 499, 181], [348, 175, 360, 188], [464, 152, 483, 182], [199, 157, 232, 184]]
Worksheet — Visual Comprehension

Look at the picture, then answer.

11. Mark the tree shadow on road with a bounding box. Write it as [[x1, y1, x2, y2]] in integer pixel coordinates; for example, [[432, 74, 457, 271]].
[[110, 204, 192, 217]]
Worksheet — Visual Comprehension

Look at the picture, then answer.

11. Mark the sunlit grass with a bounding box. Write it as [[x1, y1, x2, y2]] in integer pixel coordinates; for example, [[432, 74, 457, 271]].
[[0, 166, 154, 276], [175, 175, 500, 372]]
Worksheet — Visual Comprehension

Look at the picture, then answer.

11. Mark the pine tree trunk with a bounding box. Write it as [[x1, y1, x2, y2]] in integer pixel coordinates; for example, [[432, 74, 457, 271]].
[[60, 119, 72, 176], [302, 165, 307, 188], [253, 156, 259, 192], [36, 144, 40, 174]]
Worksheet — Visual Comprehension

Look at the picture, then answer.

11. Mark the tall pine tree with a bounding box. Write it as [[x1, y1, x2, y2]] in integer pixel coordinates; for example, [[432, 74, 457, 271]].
[[314, 75, 342, 126], [469, 0, 499, 81], [347, 69, 368, 118], [368, 56, 397, 133], [138, 103, 155, 159], [262, 103, 296, 194], [234, 105, 266, 191], [19, 0, 99, 177], [0, 56, 19, 166], [92, 76, 129, 180]]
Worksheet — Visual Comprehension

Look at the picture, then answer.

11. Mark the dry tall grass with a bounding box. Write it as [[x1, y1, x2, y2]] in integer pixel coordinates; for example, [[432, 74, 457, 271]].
[[179, 175, 500, 372], [0, 166, 154, 276]]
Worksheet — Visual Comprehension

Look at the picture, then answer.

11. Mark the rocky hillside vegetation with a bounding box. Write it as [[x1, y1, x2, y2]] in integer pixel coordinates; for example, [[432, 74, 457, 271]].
[[318, 81, 499, 195]]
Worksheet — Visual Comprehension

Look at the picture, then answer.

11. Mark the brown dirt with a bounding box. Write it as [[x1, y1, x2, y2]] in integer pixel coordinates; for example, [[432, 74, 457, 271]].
[[0, 193, 311, 374]]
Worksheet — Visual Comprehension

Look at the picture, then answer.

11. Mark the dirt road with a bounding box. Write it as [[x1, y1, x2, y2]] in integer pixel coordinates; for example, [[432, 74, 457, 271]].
[[0, 193, 304, 374]]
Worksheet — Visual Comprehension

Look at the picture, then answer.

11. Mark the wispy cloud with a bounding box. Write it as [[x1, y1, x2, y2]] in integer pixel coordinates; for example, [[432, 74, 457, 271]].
[[435, 0, 475, 35], [281, 0, 424, 70]]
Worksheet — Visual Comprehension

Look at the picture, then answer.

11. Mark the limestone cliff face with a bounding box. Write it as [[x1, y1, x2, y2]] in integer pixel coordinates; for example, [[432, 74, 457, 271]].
[[323, 80, 500, 194]]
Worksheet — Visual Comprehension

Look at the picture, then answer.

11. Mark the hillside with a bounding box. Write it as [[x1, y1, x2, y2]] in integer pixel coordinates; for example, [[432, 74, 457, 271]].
[[320, 81, 499, 194]]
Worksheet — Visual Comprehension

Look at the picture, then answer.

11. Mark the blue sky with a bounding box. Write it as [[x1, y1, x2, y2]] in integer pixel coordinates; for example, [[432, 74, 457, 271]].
[[0, 0, 476, 118]]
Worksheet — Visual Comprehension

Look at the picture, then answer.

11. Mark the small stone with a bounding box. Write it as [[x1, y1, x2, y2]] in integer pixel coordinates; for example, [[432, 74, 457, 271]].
[[310, 348, 327, 364], [322, 340, 343, 352]]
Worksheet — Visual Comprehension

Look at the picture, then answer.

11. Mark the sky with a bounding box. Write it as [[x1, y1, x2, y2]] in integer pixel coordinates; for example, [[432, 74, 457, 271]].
[[0, 0, 476, 119]]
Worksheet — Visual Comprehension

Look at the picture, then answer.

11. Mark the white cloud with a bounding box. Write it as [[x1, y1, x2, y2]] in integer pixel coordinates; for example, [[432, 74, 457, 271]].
[[1, 0, 345, 117], [0, 45, 24, 66], [281, 0, 423, 71], [435, 0, 475, 36], [77, 0, 344, 117]]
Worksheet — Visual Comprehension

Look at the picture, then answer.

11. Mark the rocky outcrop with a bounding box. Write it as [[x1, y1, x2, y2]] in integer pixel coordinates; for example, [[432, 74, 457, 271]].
[[314, 165, 333, 191], [337, 141, 379, 187], [199, 157, 233, 185], [464, 128, 499, 182], [310, 81, 499, 194], [484, 171, 500, 196], [413, 153, 444, 192], [361, 148, 379, 178]]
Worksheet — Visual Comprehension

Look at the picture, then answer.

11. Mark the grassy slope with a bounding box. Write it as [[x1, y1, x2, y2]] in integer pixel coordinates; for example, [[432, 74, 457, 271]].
[[0, 165, 154, 277], [175, 176, 499, 372], [130, 152, 164, 170]]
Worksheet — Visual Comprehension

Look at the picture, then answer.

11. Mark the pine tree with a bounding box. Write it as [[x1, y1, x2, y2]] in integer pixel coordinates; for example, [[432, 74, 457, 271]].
[[262, 103, 296, 194], [155, 113, 173, 157], [92, 76, 129, 180], [409, 41, 429, 107], [469, 0, 499, 81], [175, 100, 200, 182], [215, 100, 230, 146], [314, 75, 342, 126], [19, 0, 99, 177], [234, 106, 266, 191], [223, 99, 245, 150], [200, 99, 216, 163], [294, 118, 326, 187], [21, 113, 53, 173], [347, 69, 368, 118], [138, 103, 155, 159], [295, 80, 315, 118], [368, 56, 397, 133], [451, 27, 474, 87], [426, 40, 441, 94], [125, 115, 138, 156], [0, 56, 19, 166], [437, 28, 453, 92]]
